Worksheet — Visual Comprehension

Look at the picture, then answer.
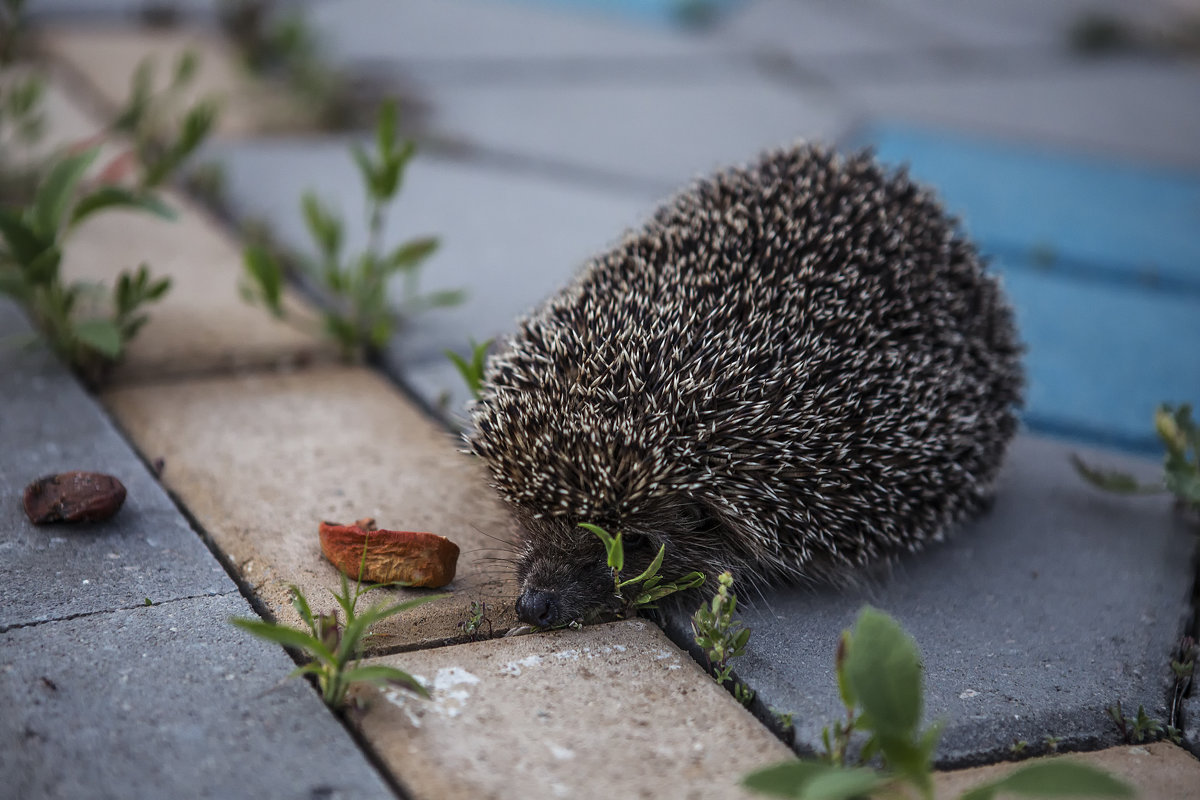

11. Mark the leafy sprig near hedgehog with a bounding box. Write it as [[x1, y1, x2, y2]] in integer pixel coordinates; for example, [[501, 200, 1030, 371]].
[[1072, 403, 1200, 512]]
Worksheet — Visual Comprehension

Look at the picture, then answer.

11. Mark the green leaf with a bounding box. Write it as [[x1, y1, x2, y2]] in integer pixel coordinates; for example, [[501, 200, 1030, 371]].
[[173, 49, 200, 87], [375, 99, 398, 159], [73, 319, 123, 358], [242, 245, 283, 315], [961, 760, 1134, 800], [0, 207, 47, 265], [1165, 469, 1200, 504], [230, 617, 336, 665], [32, 148, 100, 240], [413, 288, 466, 311], [619, 543, 666, 588], [290, 585, 316, 631], [70, 186, 175, 229], [0, 270, 28, 299], [800, 767, 890, 800], [384, 236, 439, 273], [350, 143, 378, 198], [742, 762, 885, 800], [842, 606, 923, 739], [25, 245, 62, 286], [1069, 454, 1163, 495], [301, 191, 343, 260], [341, 664, 430, 698]]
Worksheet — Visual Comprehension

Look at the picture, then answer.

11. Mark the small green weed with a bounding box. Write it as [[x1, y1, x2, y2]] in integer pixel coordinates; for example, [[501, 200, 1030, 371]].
[[579, 522, 705, 619], [458, 599, 492, 640], [446, 337, 492, 401], [692, 571, 751, 690], [232, 558, 440, 710], [1106, 700, 1181, 746], [1072, 403, 1200, 512], [241, 100, 460, 360], [744, 606, 1133, 800], [110, 51, 220, 190], [0, 146, 174, 383]]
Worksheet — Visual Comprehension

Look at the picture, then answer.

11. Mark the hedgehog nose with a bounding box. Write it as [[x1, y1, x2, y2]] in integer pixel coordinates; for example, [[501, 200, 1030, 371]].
[[516, 589, 560, 627]]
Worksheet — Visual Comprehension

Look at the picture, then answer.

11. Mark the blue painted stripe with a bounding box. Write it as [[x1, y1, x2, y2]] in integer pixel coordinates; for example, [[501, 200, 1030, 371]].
[[859, 123, 1200, 291], [999, 262, 1200, 450]]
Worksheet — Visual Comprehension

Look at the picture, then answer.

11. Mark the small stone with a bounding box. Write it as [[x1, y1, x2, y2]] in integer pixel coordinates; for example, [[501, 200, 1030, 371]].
[[22, 471, 127, 524], [319, 520, 460, 588]]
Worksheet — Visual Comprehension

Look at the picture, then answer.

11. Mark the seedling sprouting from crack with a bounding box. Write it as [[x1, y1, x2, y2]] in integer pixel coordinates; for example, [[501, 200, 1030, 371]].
[[691, 571, 752, 703], [110, 50, 220, 190], [232, 543, 441, 710], [458, 599, 492, 640], [580, 522, 705, 621], [240, 99, 461, 360], [0, 147, 174, 384], [1072, 403, 1200, 514], [744, 607, 1133, 800]]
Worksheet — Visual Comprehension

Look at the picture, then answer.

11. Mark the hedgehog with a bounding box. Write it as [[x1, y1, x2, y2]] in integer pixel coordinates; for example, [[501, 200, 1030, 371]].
[[468, 143, 1023, 629]]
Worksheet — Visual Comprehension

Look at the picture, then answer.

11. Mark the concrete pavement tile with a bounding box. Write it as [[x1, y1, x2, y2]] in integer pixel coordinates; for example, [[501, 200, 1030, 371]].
[[38, 26, 317, 136], [101, 365, 521, 651], [876, 0, 1186, 52], [934, 742, 1200, 799], [206, 139, 657, 368], [0, 298, 232, 630], [661, 435, 1197, 764], [719, 0, 953, 59], [308, 0, 732, 68], [0, 65, 112, 168], [422, 80, 849, 187], [60, 190, 333, 383], [844, 61, 1200, 169], [350, 618, 795, 800], [0, 592, 395, 800]]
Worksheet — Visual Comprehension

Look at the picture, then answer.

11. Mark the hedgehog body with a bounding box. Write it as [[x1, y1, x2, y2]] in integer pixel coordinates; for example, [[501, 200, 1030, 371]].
[[469, 144, 1023, 628]]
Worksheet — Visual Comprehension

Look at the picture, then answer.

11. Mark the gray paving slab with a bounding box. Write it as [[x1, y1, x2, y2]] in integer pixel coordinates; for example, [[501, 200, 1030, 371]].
[[874, 0, 1183, 52], [719, 0, 954, 60], [0, 298, 232, 630], [661, 434, 1197, 765], [307, 0, 733, 69], [421, 79, 849, 187], [206, 138, 656, 380], [0, 592, 396, 800], [843, 60, 1200, 169]]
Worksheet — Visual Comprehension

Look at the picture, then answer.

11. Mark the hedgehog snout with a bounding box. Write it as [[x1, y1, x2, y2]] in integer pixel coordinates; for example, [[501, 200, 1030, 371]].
[[516, 588, 561, 627]]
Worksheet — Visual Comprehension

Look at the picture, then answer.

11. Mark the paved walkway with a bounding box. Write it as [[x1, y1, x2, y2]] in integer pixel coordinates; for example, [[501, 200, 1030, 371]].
[[4, 1, 1200, 798]]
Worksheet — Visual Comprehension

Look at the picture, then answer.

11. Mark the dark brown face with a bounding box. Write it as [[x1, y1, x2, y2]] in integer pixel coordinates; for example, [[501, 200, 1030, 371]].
[[512, 505, 726, 628]]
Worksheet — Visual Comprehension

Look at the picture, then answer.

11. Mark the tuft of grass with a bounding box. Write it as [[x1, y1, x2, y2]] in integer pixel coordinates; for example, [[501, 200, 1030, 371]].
[[232, 544, 441, 710], [744, 607, 1133, 800], [580, 522, 705, 619], [240, 99, 461, 360], [0, 146, 174, 384], [1072, 403, 1200, 513]]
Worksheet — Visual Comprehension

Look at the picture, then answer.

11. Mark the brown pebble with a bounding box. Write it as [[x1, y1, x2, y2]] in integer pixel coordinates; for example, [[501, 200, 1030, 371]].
[[319, 520, 459, 588], [22, 472, 127, 524]]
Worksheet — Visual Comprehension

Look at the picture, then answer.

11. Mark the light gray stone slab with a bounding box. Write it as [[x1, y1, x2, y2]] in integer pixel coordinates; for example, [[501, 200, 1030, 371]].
[[844, 61, 1200, 169], [207, 139, 657, 372], [0, 592, 396, 800], [875, 0, 1184, 52], [720, 0, 953, 59], [0, 299, 233, 630], [661, 435, 1197, 765], [422, 79, 850, 186], [307, 0, 732, 68]]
